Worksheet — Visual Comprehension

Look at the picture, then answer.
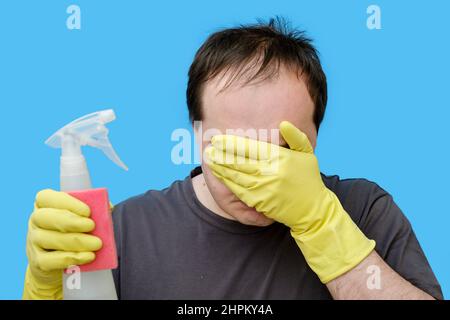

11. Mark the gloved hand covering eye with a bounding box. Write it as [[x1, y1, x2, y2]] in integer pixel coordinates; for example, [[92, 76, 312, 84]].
[[205, 121, 376, 283]]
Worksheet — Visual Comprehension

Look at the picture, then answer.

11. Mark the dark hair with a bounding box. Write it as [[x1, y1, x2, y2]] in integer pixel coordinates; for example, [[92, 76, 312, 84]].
[[187, 17, 328, 132]]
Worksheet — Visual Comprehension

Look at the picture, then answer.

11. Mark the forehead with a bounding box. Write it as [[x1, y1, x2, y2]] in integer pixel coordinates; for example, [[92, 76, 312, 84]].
[[201, 67, 315, 141]]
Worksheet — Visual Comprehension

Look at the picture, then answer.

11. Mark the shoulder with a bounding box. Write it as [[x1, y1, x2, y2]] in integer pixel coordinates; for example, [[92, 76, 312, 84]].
[[112, 178, 189, 223], [322, 174, 387, 201], [321, 174, 406, 229]]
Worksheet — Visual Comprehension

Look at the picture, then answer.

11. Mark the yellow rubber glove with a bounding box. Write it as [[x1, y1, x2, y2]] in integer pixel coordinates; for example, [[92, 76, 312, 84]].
[[23, 189, 103, 300], [205, 121, 375, 283]]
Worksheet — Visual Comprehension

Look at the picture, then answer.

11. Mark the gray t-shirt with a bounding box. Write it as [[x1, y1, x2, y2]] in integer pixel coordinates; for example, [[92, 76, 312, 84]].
[[111, 167, 443, 299]]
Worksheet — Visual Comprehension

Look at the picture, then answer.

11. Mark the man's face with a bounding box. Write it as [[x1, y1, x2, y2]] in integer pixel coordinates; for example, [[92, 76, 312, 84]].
[[196, 66, 317, 226]]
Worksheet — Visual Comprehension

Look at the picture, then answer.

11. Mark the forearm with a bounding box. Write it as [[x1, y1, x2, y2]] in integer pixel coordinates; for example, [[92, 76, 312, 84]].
[[326, 250, 435, 300]]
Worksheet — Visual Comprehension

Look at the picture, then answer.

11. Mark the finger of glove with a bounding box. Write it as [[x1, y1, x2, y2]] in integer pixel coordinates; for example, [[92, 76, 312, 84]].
[[211, 171, 256, 207], [37, 250, 96, 271], [36, 189, 91, 217], [31, 208, 95, 233], [208, 161, 258, 189], [33, 228, 102, 252], [279, 121, 313, 153], [205, 146, 265, 175], [211, 135, 275, 160]]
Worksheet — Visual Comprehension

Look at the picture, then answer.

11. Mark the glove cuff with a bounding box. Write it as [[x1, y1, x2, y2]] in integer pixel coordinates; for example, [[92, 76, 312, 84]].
[[291, 191, 376, 284], [22, 265, 63, 300]]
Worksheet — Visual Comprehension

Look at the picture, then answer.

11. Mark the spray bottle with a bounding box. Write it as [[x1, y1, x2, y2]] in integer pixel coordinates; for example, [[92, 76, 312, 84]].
[[45, 109, 127, 300]]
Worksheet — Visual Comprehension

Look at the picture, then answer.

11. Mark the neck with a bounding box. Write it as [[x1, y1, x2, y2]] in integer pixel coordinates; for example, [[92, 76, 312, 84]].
[[191, 173, 236, 221]]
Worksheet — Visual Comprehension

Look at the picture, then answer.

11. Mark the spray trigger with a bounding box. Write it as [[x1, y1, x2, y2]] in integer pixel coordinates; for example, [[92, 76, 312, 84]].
[[45, 109, 128, 171]]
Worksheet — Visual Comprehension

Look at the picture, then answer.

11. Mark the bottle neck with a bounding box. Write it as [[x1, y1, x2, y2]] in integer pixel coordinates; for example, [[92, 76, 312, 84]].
[[60, 155, 92, 191], [61, 135, 82, 157]]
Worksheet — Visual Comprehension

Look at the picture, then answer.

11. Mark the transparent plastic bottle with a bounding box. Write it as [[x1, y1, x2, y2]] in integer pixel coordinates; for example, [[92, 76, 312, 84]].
[[46, 109, 128, 300]]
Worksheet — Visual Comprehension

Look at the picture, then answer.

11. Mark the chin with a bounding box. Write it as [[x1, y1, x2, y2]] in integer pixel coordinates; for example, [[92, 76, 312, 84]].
[[228, 201, 275, 227], [201, 167, 275, 227]]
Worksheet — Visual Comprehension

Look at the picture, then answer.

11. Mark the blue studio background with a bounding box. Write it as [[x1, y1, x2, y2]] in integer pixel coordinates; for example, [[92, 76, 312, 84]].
[[0, 0, 448, 299]]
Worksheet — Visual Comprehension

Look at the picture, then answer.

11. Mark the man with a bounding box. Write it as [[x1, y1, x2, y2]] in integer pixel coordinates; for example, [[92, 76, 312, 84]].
[[23, 18, 443, 300]]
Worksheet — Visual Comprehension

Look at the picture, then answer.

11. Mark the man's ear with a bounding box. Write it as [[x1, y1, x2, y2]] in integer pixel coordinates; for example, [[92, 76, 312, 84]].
[[192, 120, 204, 165], [193, 120, 202, 148]]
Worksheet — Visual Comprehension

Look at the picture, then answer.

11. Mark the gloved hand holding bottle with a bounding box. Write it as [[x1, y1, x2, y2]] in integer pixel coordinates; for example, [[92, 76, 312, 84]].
[[23, 189, 102, 300], [205, 121, 376, 283]]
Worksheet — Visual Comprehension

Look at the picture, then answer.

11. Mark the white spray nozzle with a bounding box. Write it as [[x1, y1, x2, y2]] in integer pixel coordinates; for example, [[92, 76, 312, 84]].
[[46, 109, 128, 171]]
